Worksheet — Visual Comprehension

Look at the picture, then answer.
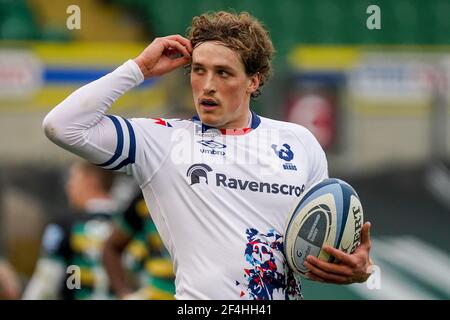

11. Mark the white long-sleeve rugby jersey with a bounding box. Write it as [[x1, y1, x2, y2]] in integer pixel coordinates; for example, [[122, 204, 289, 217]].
[[43, 60, 328, 300]]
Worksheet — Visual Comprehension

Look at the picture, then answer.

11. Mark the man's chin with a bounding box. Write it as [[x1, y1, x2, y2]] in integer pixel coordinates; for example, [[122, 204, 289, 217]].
[[198, 114, 222, 128]]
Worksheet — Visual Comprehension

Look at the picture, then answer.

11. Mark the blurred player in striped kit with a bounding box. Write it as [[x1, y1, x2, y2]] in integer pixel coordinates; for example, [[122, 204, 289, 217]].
[[104, 192, 175, 299], [23, 161, 117, 299]]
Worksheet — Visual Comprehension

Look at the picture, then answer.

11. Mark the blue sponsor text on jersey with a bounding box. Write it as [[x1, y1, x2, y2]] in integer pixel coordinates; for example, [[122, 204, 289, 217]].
[[216, 173, 304, 196], [187, 163, 305, 196]]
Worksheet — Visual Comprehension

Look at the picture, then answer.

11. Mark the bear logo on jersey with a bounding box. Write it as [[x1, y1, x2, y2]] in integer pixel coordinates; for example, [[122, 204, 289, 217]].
[[271, 143, 294, 161], [271, 143, 297, 171]]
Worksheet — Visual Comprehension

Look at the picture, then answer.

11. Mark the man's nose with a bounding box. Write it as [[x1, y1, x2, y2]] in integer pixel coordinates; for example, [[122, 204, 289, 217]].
[[203, 73, 216, 94]]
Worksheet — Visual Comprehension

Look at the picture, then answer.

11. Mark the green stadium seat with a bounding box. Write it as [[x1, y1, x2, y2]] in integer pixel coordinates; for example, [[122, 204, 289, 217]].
[[109, 0, 450, 47], [0, 0, 39, 40]]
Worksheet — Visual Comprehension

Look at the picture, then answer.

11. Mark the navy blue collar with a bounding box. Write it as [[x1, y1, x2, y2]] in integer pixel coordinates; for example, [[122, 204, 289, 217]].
[[191, 110, 261, 134]]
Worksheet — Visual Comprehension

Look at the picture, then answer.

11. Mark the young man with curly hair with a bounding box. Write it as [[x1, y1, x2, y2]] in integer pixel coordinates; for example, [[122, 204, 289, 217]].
[[43, 11, 372, 300]]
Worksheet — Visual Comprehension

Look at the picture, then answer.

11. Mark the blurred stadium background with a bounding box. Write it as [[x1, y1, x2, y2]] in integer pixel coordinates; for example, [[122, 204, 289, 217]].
[[0, 0, 449, 300]]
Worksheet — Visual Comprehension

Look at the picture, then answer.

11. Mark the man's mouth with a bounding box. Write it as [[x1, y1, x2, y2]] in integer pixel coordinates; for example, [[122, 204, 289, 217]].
[[199, 98, 219, 108]]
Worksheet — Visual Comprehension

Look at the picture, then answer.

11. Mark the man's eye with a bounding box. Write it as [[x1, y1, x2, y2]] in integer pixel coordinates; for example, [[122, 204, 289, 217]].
[[218, 70, 229, 77], [193, 67, 204, 74]]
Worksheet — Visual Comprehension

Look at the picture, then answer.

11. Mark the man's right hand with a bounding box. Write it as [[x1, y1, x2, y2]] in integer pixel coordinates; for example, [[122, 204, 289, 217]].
[[134, 35, 193, 79]]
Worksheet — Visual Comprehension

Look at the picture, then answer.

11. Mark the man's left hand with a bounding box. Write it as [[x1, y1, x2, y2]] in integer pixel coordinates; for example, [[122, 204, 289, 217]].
[[304, 221, 373, 284]]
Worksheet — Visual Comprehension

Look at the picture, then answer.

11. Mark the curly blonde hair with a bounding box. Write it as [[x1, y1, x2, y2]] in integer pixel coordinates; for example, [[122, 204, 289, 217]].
[[187, 11, 275, 99]]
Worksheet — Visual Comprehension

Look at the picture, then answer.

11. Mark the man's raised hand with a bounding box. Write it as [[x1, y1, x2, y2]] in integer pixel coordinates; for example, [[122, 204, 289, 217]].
[[134, 35, 193, 79]]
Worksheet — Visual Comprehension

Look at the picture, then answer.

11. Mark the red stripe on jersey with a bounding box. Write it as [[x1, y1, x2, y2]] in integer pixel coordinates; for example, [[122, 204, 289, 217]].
[[219, 128, 252, 135], [151, 118, 169, 127]]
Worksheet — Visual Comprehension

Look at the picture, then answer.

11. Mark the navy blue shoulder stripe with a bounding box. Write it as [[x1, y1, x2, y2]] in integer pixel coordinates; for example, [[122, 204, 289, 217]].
[[109, 117, 136, 171], [97, 115, 124, 167]]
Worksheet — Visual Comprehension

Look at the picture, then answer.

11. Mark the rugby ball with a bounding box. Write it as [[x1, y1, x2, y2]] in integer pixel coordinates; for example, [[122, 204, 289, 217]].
[[284, 178, 364, 276]]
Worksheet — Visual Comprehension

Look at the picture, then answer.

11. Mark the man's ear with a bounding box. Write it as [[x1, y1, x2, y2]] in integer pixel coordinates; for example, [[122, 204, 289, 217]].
[[247, 73, 261, 95]]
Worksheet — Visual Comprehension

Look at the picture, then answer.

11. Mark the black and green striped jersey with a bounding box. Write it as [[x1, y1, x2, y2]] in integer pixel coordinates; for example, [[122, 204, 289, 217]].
[[116, 194, 175, 299]]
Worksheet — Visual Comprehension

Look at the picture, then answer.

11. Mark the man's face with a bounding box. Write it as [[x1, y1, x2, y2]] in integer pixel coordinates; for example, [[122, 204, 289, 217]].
[[190, 41, 259, 129]]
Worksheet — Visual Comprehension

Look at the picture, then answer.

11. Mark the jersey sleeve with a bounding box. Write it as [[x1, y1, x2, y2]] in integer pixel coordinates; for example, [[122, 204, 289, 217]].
[[42, 59, 144, 168], [42, 59, 186, 184]]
